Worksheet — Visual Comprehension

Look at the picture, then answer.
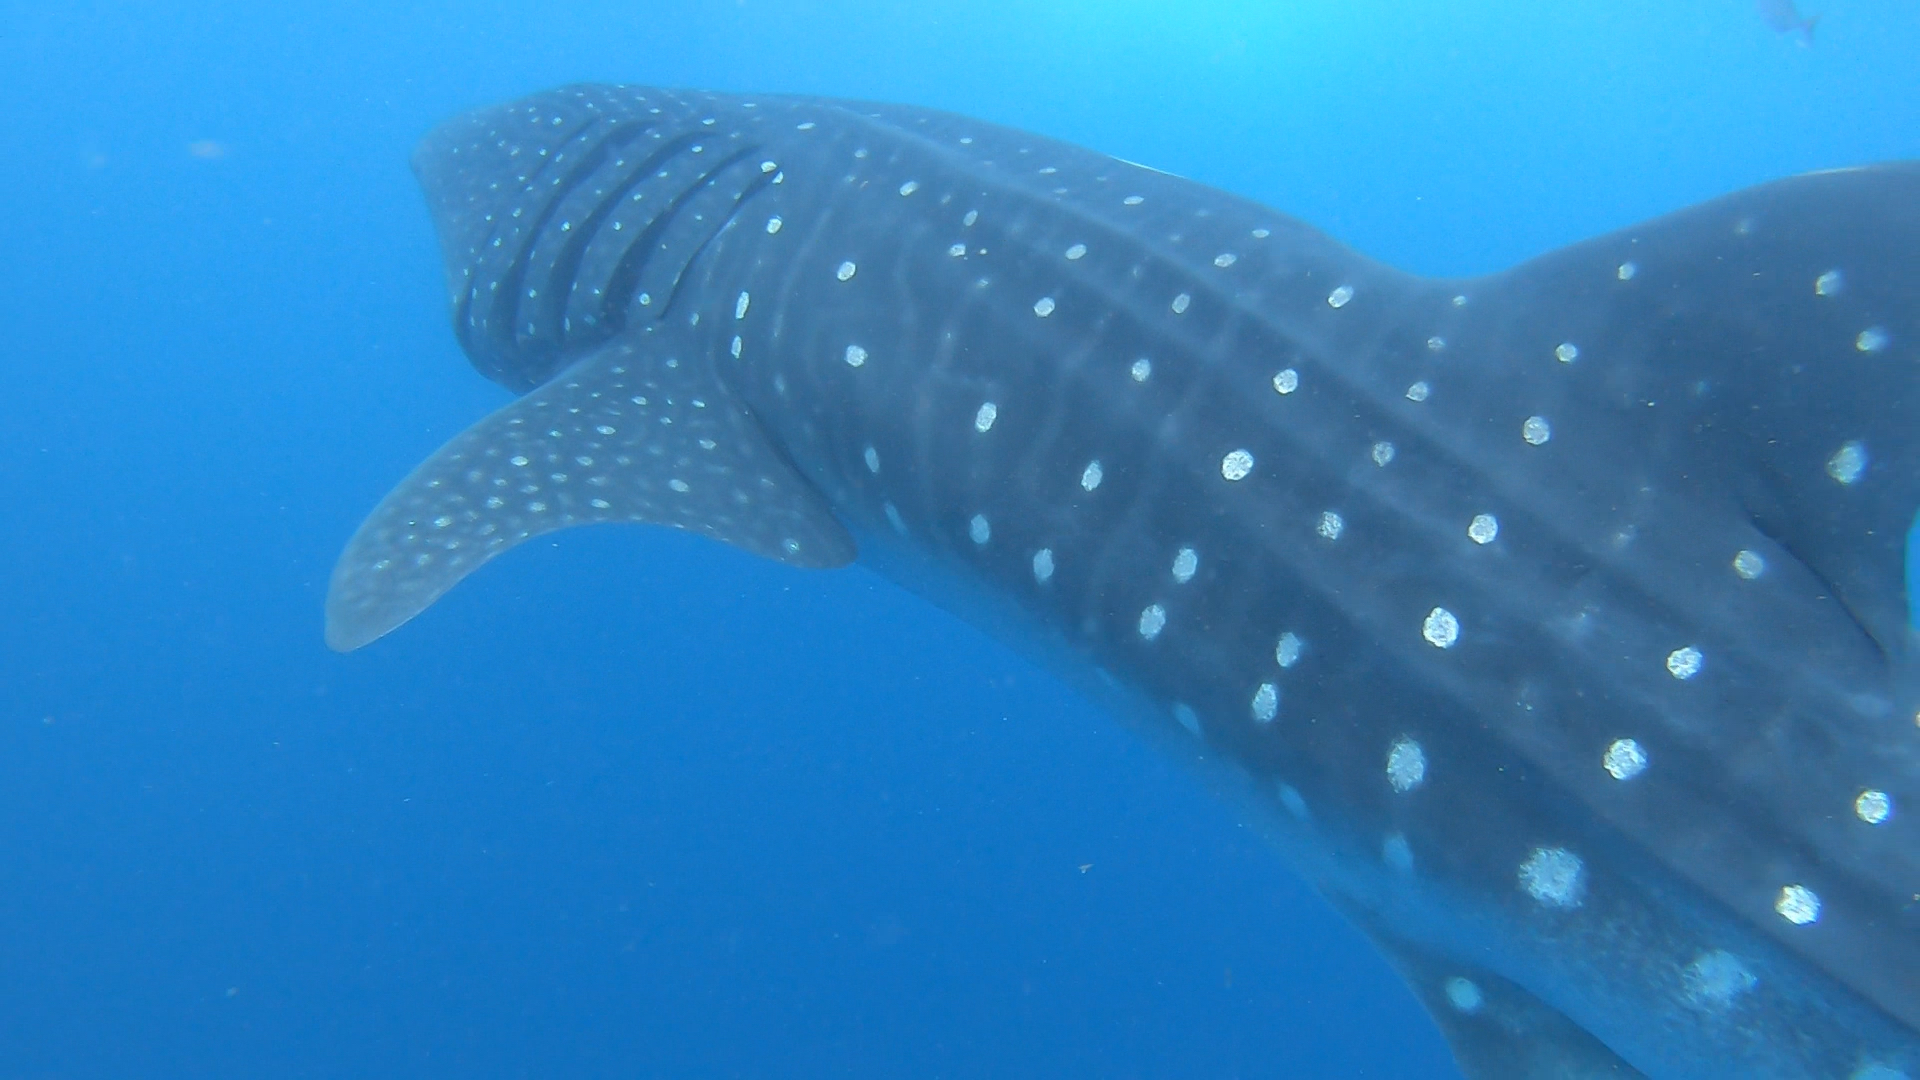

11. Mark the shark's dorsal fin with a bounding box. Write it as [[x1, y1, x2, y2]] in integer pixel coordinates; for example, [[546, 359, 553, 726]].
[[325, 333, 855, 650]]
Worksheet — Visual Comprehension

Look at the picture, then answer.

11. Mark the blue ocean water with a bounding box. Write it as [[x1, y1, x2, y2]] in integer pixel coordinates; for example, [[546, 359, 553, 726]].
[[2, 2, 1916, 1076]]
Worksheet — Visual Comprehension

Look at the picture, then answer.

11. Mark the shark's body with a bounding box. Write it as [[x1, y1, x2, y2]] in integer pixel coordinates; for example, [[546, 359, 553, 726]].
[[327, 86, 1920, 1078]]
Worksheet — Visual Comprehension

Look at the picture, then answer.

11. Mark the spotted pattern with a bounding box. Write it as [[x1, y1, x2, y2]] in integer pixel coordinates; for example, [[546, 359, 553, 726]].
[[1386, 737, 1427, 793], [1171, 547, 1198, 583], [1603, 739, 1648, 781], [1827, 440, 1867, 484], [1274, 633, 1304, 668], [1855, 790, 1893, 825], [1681, 950, 1758, 1011], [1776, 884, 1821, 925], [325, 343, 853, 650], [1383, 833, 1414, 874], [1666, 647, 1703, 680], [369, 90, 1920, 1074], [1443, 977, 1483, 1013], [1518, 847, 1586, 908], [1252, 683, 1279, 722], [1080, 460, 1103, 491], [1138, 604, 1167, 641], [1032, 548, 1055, 583]]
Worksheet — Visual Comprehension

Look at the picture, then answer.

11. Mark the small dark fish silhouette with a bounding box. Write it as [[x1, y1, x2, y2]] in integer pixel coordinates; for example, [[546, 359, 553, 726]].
[[1757, 0, 1820, 44]]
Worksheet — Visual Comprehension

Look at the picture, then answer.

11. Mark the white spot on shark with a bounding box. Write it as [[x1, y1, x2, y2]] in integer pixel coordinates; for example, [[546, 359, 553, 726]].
[[1519, 847, 1586, 908], [1828, 440, 1867, 484], [1383, 833, 1414, 874], [1855, 790, 1893, 825], [1080, 460, 1103, 490], [1252, 683, 1279, 723], [1444, 978, 1483, 1013], [1775, 884, 1820, 925], [1387, 738, 1427, 792], [1171, 547, 1197, 583], [1666, 647, 1703, 680], [1275, 633, 1304, 668], [1603, 739, 1648, 780], [1138, 604, 1167, 640], [1681, 950, 1758, 1011]]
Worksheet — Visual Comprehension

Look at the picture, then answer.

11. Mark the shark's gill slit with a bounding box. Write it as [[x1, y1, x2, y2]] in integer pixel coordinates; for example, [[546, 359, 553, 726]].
[[660, 154, 782, 313], [596, 143, 761, 327], [525, 123, 683, 348]]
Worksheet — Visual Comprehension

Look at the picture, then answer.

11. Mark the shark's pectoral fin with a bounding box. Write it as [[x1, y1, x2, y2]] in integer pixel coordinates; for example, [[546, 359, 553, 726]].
[[325, 337, 855, 651], [1338, 904, 1643, 1079]]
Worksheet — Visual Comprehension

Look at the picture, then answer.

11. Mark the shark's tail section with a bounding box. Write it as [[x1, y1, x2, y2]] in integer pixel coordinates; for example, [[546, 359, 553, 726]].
[[324, 333, 854, 651]]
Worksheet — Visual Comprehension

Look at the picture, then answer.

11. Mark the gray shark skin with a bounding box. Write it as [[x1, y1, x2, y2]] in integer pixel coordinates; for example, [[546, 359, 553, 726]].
[[326, 85, 1920, 1078]]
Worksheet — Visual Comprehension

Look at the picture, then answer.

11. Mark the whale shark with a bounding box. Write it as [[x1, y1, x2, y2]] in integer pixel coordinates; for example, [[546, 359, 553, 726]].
[[326, 85, 1920, 1078]]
